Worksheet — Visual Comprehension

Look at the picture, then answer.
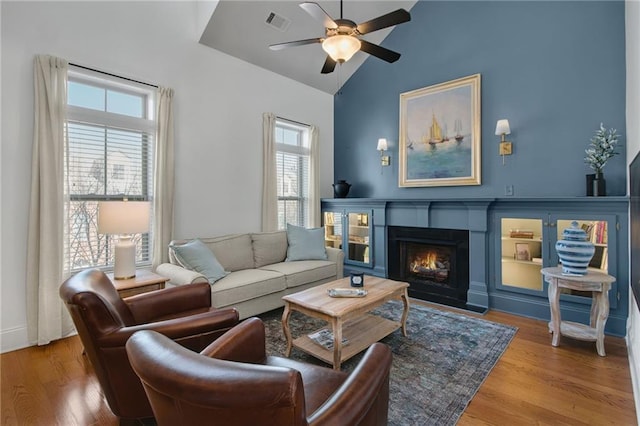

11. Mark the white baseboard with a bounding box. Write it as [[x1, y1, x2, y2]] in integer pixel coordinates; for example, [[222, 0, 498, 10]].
[[627, 304, 640, 425], [1, 325, 30, 353], [628, 337, 640, 425]]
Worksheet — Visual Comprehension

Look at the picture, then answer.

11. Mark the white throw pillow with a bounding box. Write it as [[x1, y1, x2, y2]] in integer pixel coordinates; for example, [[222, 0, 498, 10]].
[[286, 224, 328, 261], [169, 239, 228, 283]]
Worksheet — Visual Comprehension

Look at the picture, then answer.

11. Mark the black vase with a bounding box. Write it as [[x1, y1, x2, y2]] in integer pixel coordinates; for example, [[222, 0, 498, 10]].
[[332, 180, 351, 198], [592, 172, 606, 196], [586, 174, 595, 196], [586, 173, 607, 196]]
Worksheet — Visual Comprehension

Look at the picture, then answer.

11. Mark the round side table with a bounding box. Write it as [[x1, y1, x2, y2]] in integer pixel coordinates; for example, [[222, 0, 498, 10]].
[[541, 266, 615, 356]]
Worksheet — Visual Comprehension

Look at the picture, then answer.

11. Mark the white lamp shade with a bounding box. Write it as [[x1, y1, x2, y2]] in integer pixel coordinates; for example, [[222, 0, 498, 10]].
[[98, 201, 150, 235], [322, 35, 361, 63], [377, 138, 388, 151], [495, 119, 511, 136]]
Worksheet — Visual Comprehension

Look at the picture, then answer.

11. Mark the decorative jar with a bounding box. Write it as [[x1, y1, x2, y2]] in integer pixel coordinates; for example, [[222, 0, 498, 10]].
[[555, 221, 595, 275], [332, 180, 351, 198]]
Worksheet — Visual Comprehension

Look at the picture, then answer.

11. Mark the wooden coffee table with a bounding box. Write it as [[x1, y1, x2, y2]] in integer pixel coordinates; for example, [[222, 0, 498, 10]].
[[281, 276, 410, 370]]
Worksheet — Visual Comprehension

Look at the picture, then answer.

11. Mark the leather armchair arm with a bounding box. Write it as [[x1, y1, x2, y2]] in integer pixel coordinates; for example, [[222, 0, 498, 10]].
[[125, 282, 212, 324], [308, 343, 392, 426], [97, 308, 239, 348], [200, 317, 266, 363]]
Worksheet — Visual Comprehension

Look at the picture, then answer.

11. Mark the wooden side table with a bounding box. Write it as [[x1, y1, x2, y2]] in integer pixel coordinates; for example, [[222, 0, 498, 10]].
[[541, 266, 615, 356], [106, 269, 169, 298]]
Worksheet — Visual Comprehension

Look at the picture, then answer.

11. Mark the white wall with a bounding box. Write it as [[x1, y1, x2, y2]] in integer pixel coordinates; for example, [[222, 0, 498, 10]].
[[626, 0, 640, 420], [0, 1, 334, 352]]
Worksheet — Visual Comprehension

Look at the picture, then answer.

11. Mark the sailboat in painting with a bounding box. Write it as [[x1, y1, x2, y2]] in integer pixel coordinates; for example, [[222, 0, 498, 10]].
[[454, 119, 464, 142], [426, 113, 449, 145]]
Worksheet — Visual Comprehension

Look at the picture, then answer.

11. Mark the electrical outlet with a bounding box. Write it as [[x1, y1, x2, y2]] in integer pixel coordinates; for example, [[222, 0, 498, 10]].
[[505, 185, 514, 196]]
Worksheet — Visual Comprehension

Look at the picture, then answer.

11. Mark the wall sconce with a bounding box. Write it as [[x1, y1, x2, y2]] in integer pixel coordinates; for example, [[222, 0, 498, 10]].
[[495, 119, 512, 165], [377, 138, 390, 169]]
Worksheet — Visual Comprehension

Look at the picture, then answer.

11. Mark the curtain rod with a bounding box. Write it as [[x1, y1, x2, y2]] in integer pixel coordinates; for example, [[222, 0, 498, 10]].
[[276, 116, 310, 127], [69, 63, 158, 89]]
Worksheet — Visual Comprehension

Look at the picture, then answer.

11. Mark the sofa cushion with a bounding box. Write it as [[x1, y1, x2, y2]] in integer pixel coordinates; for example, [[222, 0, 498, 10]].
[[286, 224, 327, 261], [202, 234, 254, 272], [168, 239, 228, 283], [210, 269, 286, 307], [260, 261, 336, 289], [251, 231, 287, 268]]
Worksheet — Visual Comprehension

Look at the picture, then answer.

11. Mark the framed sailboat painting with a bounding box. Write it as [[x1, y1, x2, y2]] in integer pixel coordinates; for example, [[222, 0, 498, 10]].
[[399, 74, 481, 187]]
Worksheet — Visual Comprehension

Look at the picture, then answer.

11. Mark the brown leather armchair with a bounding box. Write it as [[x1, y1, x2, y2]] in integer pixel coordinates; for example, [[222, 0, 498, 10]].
[[126, 317, 392, 426], [59, 268, 240, 421]]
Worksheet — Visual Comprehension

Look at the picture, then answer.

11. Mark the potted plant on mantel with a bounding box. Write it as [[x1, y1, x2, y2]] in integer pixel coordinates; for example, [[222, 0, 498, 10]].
[[584, 123, 620, 196]]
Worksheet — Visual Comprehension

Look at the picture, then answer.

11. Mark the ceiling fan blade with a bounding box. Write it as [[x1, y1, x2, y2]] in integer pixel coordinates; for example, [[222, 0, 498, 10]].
[[300, 2, 338, 29], [321, 56, 337, 74], [359, 39, 401, 63], [269, 38, 323, 51], [356, 9, 411, 34]]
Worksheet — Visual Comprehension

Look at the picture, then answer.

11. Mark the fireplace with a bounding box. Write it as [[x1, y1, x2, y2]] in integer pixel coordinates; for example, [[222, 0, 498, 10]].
[[387, 226, 470, 309]]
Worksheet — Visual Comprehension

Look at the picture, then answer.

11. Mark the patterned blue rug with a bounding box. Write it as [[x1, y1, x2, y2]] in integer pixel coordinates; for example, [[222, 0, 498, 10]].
[[260, 301, 517, 426]]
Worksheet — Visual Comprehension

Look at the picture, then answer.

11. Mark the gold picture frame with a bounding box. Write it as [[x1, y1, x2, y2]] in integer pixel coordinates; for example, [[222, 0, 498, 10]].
[[399, 74, 481, 187]]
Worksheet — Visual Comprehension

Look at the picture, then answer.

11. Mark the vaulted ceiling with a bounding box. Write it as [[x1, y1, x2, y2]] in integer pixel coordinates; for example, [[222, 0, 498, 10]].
[[199, 1, 417, 95]]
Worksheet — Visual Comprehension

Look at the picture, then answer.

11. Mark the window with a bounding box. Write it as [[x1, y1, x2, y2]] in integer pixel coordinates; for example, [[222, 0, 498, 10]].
[[65, 69, 156, 272], [275, 119, 311, 229]]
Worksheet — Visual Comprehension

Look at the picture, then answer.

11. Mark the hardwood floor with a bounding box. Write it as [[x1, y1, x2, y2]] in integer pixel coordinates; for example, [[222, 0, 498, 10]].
[[1, 303, 637, 425]]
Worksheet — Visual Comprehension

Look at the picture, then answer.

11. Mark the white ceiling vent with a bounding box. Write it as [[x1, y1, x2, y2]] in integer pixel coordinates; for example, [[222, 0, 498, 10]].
[[265, 11, 291, 32]]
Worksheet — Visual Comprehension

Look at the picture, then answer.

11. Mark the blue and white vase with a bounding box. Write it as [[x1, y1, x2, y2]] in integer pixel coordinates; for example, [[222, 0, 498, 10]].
[[555, 221, 595, 275]]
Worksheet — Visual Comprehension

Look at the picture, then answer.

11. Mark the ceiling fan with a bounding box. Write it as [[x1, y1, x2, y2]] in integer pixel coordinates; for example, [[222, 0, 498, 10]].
[[269, 1, 411, 74]]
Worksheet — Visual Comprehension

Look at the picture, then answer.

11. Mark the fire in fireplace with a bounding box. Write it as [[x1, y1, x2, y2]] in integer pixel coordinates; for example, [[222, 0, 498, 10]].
[[407, 244, 452, 284], [387, 226, 470, 309]]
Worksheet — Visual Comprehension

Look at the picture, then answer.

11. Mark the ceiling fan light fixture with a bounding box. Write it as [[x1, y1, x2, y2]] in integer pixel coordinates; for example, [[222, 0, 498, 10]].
[[322, 35, 361, 63]]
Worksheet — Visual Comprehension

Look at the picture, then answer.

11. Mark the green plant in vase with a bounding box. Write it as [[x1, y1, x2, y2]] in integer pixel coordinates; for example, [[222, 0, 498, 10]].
[[584, 123, 620, 196]]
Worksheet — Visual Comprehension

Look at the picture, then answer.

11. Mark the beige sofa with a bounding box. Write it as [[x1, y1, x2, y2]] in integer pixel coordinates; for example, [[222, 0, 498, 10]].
[[156, 231, 344, 319]]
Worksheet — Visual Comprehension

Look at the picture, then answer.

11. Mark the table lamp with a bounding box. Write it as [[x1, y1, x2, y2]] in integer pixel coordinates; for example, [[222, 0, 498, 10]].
[[98, 200, 150, 279]]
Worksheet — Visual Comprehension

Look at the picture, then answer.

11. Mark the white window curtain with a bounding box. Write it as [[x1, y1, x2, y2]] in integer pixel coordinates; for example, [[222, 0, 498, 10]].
[[262, 112, 278, 232], [152, 87, 175, 269], [26, 55, 74, 345], [308, 125, 320, 227]]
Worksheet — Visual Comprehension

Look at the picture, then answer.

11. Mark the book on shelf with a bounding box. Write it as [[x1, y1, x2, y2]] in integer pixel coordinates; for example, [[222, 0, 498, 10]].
[[589, 221, 607, 244], [581, 223, 594, 240], [325, 214, 334, 225], [600, 247, 608, 270], [509, 229, 534, 239], [308, 329, 348, 350]]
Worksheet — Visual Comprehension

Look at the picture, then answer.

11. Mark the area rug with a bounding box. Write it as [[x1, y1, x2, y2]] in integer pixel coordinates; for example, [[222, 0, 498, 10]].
[[259, 301, 517, 426]]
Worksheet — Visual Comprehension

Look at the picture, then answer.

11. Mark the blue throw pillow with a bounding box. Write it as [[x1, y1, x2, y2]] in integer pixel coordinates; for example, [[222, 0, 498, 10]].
[[170, 239, 228, 283], [286, 224, 328, 261]]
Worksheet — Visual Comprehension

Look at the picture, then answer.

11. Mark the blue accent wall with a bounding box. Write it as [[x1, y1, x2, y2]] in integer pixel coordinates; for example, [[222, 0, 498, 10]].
[[334, 1, 626, 198]]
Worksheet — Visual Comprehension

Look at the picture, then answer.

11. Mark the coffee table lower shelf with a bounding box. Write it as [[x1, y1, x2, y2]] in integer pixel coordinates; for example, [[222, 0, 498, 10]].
[[292, 314, 400, 366]]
